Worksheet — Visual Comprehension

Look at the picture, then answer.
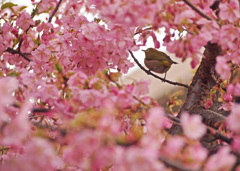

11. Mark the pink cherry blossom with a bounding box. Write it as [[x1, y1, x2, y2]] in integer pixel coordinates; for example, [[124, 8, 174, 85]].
[[0, 35, 7, 55], [115, 147, 166, 171], [1, 100, 32, 147], [228, 83, 240, 96], [227, 104, 240, 134], [1, 0, 240, 170], [162, 136, 186, 158], [37, 83, 59, 105], [37, 22, 54, 33], [215, 56, 231, 80], [16, 11, 35, 31], [219, 0, 240, 23], [36, 0, 57, 14], [174, 9, 196, 24], [219, 24, 239, 50], [182, 143, 208, 170], [2, 138, 63, 171], [205, 146, 236, 171], [67, 71, 88, 90], [147, 107, 171, 132], [32, 44, 51, 62], [224, 93, 232, 102], [232, 136, 240, 153], [0, 77, 18, 107], [180, 112, 206, 140], [205, 97, 213, 109], [132, 80, 150, 97]]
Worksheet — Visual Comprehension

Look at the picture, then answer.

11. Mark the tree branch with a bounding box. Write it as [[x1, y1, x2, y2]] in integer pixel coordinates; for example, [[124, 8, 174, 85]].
[[134, 27, 153, 35], [4, 25, 33, 62], [128, 50, 189, 88], [182, 0, 213, 20], [13, 103, 51, 113], [5, 47, 32, 62], [205, 109, 227, 119], [48, 0, 63, 23]]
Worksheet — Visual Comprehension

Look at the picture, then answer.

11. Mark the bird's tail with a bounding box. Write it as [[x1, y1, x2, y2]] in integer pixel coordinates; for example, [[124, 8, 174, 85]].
[[173, 61, 178, 64]]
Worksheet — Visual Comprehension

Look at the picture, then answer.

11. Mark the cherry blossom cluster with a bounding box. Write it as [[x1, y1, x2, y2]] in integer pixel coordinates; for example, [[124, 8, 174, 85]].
[[0, 0, 240, 170]]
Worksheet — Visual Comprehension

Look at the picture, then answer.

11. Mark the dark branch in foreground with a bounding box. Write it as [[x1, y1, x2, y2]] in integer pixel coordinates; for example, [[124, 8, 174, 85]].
[[128, 50, 189, 88], [5, 47, 32, 62], [13, 103, 51, 113], [182, 0, 213, 20], [48, 0, 63, 22]]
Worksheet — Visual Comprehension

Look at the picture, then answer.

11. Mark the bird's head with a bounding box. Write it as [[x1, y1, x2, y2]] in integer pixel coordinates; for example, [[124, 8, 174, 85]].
[[142, 48, 159, 58], [142, 48, 156, 54], [142, 48, 157, 54]]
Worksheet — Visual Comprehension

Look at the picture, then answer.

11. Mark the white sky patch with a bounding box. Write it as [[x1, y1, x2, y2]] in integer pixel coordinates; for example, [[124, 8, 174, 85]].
[[8, 0, 33, 13]]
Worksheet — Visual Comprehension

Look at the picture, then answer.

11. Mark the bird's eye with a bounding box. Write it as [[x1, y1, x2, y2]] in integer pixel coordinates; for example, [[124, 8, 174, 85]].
[[146, 49, 149, 52]]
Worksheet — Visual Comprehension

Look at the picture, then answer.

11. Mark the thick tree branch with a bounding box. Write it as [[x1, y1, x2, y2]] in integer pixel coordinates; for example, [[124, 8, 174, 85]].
[[48, 0, 63, 23], [182, 0, 213, 20], [205, 109, 227, 119], [194, 107, 227, 126], [128, 50, 189, 88], [168, 43, 226, 153]]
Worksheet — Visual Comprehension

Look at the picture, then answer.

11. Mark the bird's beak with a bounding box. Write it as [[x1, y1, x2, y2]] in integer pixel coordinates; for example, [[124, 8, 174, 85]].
[[142, 50, 146, 52]]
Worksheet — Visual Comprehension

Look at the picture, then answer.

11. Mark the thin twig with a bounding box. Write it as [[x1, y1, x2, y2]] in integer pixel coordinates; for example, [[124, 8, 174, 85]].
[[182, 27, 195, 35], [128, 50, 189, 88], [18, 26, 32, 52], [48, 0, 63, 23], [134, 27, 153, 35], [182, 0, 213, 20], [5, 47, 32, 62], [18, 24, 33, 53]]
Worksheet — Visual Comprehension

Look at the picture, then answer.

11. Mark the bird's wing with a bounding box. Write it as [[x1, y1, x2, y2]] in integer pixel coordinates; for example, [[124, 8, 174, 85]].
[[145, 51, 171, 61], [156, 51, 178, 64]]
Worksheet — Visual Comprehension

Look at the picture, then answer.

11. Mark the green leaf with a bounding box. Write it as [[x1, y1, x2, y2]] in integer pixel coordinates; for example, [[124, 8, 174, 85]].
[[17, 6, 27, 12], [1, 2, 17, 10], [8, 71, 21, 77], [31, 6, 38, 17], [55, 62, 63, 73]]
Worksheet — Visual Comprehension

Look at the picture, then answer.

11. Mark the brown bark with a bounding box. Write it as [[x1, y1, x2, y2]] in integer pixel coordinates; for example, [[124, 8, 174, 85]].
[[168, 43, 229, 154]]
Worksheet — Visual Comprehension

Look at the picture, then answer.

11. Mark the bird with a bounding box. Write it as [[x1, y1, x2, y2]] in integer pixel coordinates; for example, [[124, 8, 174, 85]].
[[142, 48, 177, 81]]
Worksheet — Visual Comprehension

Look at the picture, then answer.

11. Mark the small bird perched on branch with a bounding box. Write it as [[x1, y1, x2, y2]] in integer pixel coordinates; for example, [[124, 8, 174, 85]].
[[142, 48, 177, 81]]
